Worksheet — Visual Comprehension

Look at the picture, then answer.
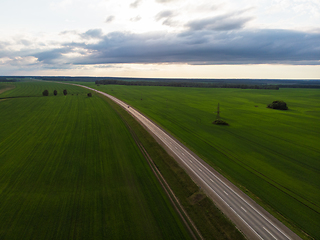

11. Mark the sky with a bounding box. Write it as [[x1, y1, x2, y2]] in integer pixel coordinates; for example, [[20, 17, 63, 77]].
[[0, 0, 320, 79]]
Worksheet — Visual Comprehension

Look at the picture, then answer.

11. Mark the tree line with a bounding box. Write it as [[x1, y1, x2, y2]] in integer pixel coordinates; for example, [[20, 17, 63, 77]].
[[42, 89, 92, 97], [0, 78, 19, 82], [95, 80, 282, 90], [95, 79, 320, 89]]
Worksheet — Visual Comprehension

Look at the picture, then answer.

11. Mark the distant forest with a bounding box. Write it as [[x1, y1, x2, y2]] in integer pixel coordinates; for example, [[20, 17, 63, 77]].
[[95, 79, 320, 89], [0, 77, 19, 82], [1, 76, 320, 89], [95, 79, 281, 89]]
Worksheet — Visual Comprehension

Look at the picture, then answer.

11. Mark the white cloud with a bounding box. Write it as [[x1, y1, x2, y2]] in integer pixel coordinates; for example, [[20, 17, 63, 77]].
[[0, 56, 38, 66]]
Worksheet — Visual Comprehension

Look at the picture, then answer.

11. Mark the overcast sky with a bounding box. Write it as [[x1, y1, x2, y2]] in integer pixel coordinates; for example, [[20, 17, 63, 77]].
[[0, 0, 319, 79]]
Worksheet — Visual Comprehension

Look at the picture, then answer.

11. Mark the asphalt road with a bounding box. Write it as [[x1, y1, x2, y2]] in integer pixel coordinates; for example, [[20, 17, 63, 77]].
[[76, 84, 302, 240]]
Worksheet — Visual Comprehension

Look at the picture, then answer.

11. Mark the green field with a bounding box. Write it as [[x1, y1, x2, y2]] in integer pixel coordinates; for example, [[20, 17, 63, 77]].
[[84, 83, 320, 239], [0, 82, 191, 239]]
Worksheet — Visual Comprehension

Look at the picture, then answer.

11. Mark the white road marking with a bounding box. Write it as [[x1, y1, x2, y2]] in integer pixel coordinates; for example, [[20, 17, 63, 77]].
[[198, 168, 203, 172], [224, 191, 228, 196], [241, 207, 247, 213], [264, 227, 278, 240]]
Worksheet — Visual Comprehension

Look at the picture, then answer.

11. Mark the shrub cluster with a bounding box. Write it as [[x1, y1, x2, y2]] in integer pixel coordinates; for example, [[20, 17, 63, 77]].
[[213, 119, 229, 125], [267, 100, 288, 110], [42, 90, 49, 96], [42, 89, 68, 96]]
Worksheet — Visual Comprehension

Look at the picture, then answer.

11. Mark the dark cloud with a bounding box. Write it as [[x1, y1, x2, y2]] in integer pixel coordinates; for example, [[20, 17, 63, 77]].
[[186, 13, 253, 31], [5, 28, 320, 68], [33, 48, 71, 64], [80, 29, 103, 39], [105, 16, 115, 23], [67, 29, 320, 65], [130, 0, 142, 8]]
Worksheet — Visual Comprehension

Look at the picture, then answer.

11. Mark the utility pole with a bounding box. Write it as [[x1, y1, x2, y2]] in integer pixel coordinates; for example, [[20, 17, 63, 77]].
[[216, 103, 220, 120]]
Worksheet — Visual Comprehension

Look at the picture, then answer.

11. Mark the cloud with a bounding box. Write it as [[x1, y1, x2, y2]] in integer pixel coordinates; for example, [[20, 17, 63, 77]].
[[60, 30, 79, 35], [68, 29, 320, 65], [155, 10, 177, 26], [155, 0, 178, 3], [3, 28, 320, 69], [130, 0, 142, 8], [155, 10, 174, 21], [130, 16, 141, 22], [80, 29, 103, 39], [33, 48, 71, 64], [18, 39, 32, 46], [105, 16, 115, 23], [186, 12, 253, 31]]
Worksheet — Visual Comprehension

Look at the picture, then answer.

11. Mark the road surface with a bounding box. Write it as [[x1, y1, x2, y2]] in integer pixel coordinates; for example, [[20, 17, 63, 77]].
[[75, 84, 302, 240]]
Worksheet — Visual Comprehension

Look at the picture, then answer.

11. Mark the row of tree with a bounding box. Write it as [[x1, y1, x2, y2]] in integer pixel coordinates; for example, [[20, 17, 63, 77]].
[[95, 80, 281, 90], [42, 89, 93, 97], [42, 89, 67, 96], [0, 78, 19, 82], [95, 79, 320, 89]]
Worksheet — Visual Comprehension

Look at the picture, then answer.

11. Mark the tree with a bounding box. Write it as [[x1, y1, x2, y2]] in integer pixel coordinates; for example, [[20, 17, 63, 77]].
[[63, 89, 67, 95], [42, 90, 49, 96], [267, 100, 288, 110], [87, 92, 92, 97], [53, 90, 57, 96]]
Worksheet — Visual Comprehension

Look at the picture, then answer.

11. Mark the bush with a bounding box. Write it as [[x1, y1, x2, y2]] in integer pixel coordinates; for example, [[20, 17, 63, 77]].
[[87, 92, 92, 97], [63, 89, 67, 95], [42, 90, 49, 96], [213, 119, 229, 125], [53, 90, 57, 96], [267, 100, 288, 110]]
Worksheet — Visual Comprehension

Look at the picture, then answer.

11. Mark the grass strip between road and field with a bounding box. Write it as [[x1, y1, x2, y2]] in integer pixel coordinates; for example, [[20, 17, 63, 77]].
[[99, 93, 246, 240]]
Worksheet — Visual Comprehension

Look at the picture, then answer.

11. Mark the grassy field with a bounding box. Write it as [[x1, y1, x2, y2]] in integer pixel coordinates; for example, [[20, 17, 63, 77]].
[[0, 83, 15, 95], [101, 91, 246, 240], [0, 81, 191, 240], [83, 83, 320, 239]]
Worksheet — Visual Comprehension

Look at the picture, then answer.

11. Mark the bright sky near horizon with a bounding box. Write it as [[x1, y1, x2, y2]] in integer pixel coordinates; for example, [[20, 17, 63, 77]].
[[0, 0, 319, 79]]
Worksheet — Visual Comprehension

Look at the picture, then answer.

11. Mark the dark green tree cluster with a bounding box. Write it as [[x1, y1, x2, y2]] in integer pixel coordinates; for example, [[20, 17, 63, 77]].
[[87, 92, 92, 97], [42, 90, 49, 96], [95, 80, 280, 90], [267, 100, 288, 110], [213, 119, 229, 125], [0, 77, 18, 82], [42, 89, 69, 96]]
